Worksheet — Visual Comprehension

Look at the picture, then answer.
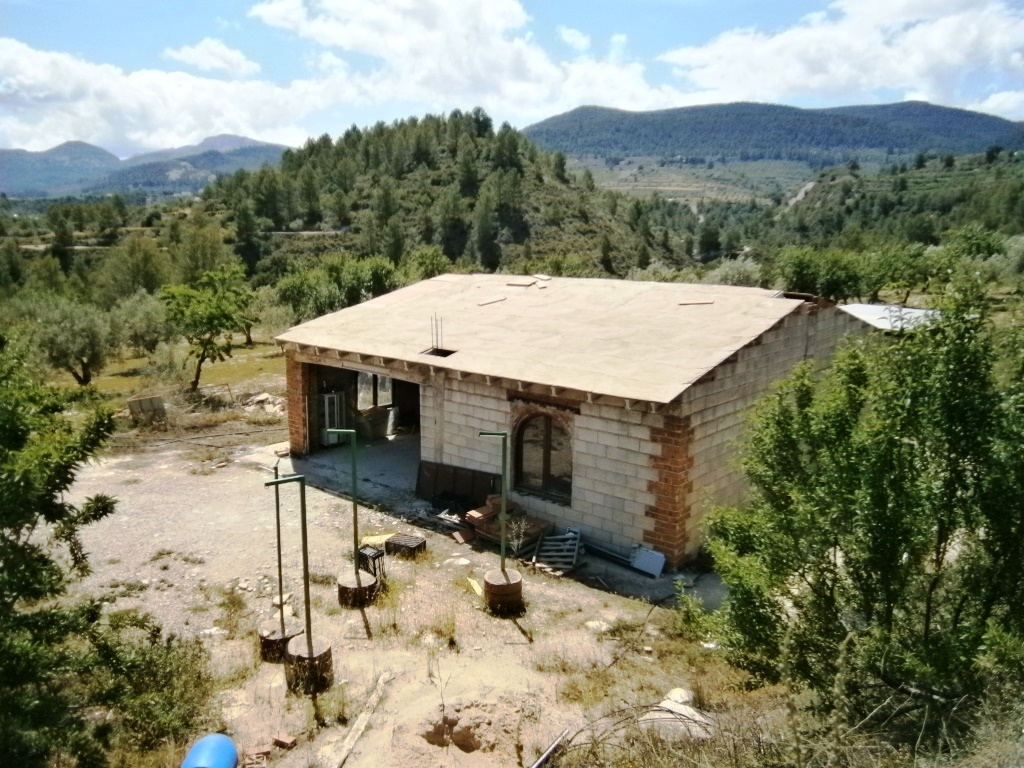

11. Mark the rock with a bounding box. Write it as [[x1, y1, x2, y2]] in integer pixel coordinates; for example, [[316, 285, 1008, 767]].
[[201, 627, 229, 637], [639, 700, 713, 740], [250, 392, 271, 404], [443, 557, 471, 567], [272, 592, 292, 607], [666, 687, 694, 705], [584, 620, 610, 633]]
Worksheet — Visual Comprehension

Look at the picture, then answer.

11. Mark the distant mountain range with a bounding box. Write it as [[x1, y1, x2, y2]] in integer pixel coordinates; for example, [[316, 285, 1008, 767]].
[[523, 101, 1024, 163], [0, 135, 288, 198]]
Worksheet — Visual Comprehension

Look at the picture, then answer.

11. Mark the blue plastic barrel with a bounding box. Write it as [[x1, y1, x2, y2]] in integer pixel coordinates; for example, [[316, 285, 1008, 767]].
[[180, 734, 238, 768]]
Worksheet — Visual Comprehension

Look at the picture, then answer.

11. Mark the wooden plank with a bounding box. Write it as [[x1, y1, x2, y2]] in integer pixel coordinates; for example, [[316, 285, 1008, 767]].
[[334, 672, 392, 767], [452, 529, 475, 544]]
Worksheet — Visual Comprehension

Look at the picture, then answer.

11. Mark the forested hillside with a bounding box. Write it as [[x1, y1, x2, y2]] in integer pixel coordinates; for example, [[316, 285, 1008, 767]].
[[524, 101, 1024, 166], [1, 107, 1024, 768]]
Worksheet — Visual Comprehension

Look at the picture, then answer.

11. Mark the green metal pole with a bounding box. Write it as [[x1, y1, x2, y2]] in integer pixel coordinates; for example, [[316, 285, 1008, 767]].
[[325, 428, 359, 586], [265, 475, 314, 660], [479, 431, 509, 573], [273, 461, 285, 637], [298, 479, 313, 660]]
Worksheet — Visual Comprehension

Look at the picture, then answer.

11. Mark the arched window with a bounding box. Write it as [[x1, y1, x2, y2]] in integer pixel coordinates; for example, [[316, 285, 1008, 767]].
[[515, 413, 572, 503]]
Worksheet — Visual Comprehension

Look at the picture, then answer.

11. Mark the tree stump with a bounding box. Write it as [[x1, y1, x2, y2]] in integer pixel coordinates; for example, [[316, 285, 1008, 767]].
[[337, 570, 378, 607], [257, 618, 303, 663], [284, 636, 333, 694], [483, 568, 524, 613]]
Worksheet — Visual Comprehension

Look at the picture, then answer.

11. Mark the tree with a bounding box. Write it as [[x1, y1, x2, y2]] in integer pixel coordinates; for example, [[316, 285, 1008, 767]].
[[232, 200, 264, 273], [409, 245, 450, 281], [35, 298, 114, 385], [50, 217, 74, 274], [176, 223, 234, 286], [470, 185, 501, 271], [114, 290, 174, 354], [94, 202, 121, 246], [0, 238, 25, 291], [98, 233, 174, 303], [708, 282, 1024, 742], [0, 336, 117, 766], [162, 266, 247, 391], [552, 151, 569, 183]]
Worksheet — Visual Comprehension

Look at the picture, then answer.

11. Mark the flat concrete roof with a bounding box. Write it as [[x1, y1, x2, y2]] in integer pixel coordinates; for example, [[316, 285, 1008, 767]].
[[276, 274, 807, 404]]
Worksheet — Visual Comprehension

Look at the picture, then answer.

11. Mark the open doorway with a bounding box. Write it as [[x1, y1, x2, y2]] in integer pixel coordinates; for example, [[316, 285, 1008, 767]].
[[307, 365, 422, 503]]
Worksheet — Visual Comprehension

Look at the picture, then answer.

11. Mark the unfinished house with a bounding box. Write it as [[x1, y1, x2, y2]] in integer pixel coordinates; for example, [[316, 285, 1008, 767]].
[[277, 274, 867, 568]]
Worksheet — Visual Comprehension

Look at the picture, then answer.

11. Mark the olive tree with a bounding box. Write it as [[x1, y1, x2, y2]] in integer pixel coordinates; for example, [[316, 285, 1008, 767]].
[[35, 298, 114, 385]]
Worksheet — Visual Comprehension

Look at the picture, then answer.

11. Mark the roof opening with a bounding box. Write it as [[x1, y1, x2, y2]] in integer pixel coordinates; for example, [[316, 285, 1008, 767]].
[[423, 347, 456, 358]]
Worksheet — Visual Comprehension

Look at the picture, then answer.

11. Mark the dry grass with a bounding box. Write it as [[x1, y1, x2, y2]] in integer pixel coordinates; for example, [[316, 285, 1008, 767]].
[[213, 587, 252, 640]]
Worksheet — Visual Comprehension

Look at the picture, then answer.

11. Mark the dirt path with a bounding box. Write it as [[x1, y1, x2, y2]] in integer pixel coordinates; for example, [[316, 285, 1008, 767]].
[[69, 443, 714, 767]]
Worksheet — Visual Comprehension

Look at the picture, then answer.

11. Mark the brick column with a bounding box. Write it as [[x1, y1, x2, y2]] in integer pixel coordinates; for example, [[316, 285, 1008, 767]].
[[644, 415, 694, 568], [286, 357, 314, 457]]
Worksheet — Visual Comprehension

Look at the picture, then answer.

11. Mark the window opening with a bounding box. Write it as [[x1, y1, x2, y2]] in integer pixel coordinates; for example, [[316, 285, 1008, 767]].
[[515, 413, 572, 503], [357, 372, 392, 410]]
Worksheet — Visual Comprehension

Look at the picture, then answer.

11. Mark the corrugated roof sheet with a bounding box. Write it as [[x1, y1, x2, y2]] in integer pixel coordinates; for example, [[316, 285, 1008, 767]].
[[276, 274, 807, 404], [838, 303, 938, 332]]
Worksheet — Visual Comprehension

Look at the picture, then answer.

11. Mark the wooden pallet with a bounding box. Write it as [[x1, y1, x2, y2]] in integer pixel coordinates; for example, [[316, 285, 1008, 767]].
[[531, 528, 582, 576]]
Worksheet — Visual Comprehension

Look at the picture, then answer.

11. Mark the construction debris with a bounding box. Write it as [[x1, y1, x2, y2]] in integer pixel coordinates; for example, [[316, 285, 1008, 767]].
[[474, 516, 551, 555], [335, 671, 392, 766], [530, 528, 582, 576]]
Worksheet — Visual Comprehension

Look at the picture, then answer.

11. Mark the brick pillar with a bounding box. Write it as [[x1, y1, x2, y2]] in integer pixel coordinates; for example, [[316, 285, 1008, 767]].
[[644, 415, 694, 568], [286, 357, 314, 457]]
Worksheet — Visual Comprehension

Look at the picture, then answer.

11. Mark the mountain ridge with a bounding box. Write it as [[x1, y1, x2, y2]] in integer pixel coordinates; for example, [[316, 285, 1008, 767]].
[[1, 136, 288, 198], [523, 100, 1024, 161]]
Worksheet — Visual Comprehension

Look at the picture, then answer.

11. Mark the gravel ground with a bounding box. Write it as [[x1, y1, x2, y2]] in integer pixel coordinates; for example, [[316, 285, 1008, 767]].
[[67, 441, 722, 767]]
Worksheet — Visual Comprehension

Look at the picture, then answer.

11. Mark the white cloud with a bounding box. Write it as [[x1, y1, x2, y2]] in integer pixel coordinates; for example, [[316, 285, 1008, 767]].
[[0, 37, 348, 154], [164, 37, 261, 76], [3, 0, 1023, 155], [244, 0, 687, 123], [658, 0, 1024, 117], [558, 26, 590, 52]]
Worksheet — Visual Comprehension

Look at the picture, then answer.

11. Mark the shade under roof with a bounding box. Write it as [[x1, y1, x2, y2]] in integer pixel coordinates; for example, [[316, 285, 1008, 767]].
[[276, 274, 807, 404]]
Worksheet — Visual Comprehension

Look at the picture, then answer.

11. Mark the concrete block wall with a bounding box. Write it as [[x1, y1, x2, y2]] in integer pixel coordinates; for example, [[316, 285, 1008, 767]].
[[678, 305, 867, 558], [557, 403, 663, 556], [418, 377, 667, 559], [420, 377, 511, 472]]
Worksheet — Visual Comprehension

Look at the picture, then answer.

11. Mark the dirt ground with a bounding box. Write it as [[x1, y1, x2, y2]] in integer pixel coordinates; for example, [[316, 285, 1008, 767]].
[[68, 440, 724, 768]]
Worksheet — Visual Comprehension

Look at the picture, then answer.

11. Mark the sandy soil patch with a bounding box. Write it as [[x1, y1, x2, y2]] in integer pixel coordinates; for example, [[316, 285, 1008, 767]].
[[69, 443, 717, 767]]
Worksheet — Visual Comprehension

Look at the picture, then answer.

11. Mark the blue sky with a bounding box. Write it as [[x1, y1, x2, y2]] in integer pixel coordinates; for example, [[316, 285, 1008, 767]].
[[2, 0, 1022, 157]]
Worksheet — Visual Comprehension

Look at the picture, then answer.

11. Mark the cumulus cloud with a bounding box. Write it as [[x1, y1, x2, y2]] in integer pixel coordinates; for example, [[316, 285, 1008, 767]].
[[3, 0, 1023, 154], [558, 26, 590, 52], [0, 37, 344, 154], [658, 0, 1024, 116], [164, 37, 261, 76]]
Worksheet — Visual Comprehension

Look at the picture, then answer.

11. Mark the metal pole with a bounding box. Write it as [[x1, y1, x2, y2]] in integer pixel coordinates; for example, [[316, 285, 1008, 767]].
[[273, 460, 285, 637], [298, 478, 313, 660], [325, 428, 359, 586], [265, 475, 314, 660], [479, 431, 509, 573]]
